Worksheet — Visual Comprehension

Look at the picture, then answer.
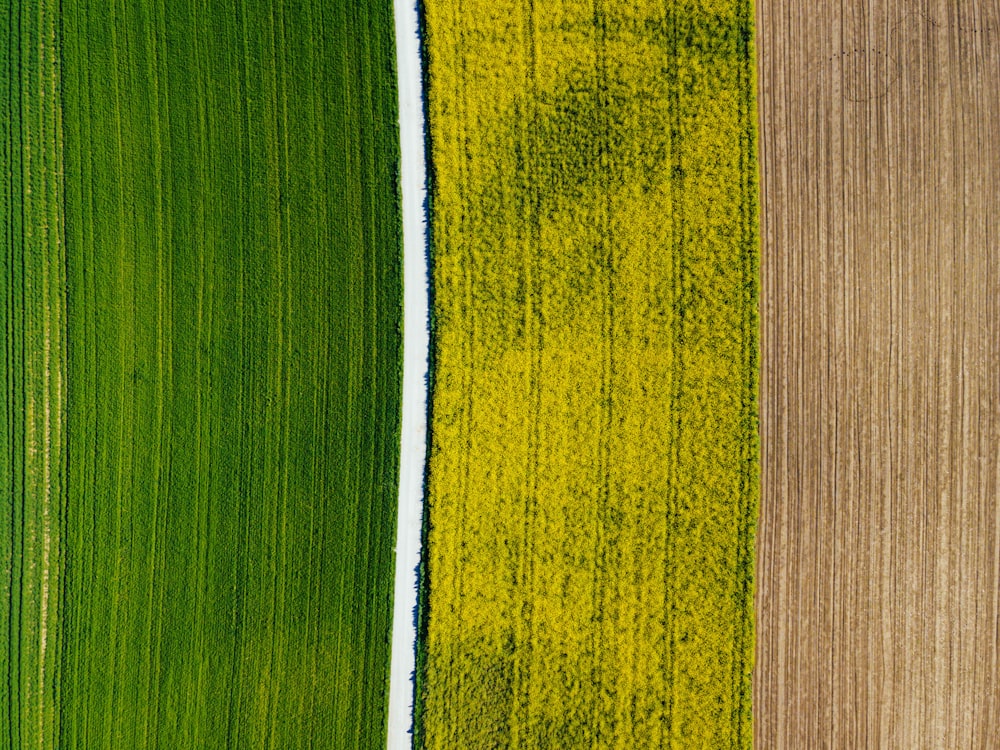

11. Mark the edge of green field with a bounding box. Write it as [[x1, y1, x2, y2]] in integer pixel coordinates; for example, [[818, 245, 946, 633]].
[[1, 2, 67, 747]]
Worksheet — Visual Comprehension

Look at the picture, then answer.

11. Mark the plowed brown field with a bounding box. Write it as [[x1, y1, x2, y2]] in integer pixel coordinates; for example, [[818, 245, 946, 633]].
[[757, 1, 1000, 746]]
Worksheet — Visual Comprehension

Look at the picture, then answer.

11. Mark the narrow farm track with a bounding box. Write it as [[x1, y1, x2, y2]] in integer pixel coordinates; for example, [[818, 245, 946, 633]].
[[5, 1, 403, 748], [386, 0, 431, 744], [756, 0, 1000, 746], [419, 1, 759, 747], [1, 2, 67, 748]]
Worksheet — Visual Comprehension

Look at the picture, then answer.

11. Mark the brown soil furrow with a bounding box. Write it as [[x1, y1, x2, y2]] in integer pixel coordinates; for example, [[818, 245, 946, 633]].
[[757, 0, 1000, 746]]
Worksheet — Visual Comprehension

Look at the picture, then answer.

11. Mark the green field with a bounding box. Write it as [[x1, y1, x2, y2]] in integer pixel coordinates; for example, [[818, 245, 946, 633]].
[[2, 2, 67, 746], [4, 1, 403, 747]]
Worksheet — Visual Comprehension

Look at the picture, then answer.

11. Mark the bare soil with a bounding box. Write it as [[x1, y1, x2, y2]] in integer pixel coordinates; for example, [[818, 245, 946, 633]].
[[756, 0, 1000, 746]]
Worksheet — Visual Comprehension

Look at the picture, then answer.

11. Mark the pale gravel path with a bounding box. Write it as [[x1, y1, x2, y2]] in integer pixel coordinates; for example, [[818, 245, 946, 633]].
[[387, 0, 430, 747]]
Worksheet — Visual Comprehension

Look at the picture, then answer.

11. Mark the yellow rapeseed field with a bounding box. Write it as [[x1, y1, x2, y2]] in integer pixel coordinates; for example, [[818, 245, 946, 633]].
[[419, 0, 758, 747]]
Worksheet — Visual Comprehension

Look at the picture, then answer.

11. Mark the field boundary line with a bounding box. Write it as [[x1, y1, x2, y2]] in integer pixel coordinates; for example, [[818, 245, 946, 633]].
[[387, 0, 430, 746]]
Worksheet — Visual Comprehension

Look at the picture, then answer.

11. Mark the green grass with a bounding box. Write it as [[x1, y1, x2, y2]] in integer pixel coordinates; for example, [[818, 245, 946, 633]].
[[2, 2, 67, 747], [4, 1, 404, 747]]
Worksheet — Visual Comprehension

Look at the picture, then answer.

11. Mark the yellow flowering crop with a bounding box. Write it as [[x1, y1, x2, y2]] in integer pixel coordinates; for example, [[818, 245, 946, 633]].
[[419, 1, 759, 746]]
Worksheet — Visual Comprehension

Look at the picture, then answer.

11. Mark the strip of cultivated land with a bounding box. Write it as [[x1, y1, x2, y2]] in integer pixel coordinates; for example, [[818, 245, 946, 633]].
[[5, 1, 404, 747], [419, 1, 759, 746], [756, 0, 1000, 746], [1, 3, 66, 747]]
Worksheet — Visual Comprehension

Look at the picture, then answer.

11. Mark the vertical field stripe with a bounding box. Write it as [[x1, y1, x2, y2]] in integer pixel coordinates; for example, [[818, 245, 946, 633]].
[[387, 0, 431, 747], [24, 1, 405, 747], [1, 2, 67, 748], [4, 3, 406, 746], [756, 3, 1000, 746], [418, 0, 760, 746]]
